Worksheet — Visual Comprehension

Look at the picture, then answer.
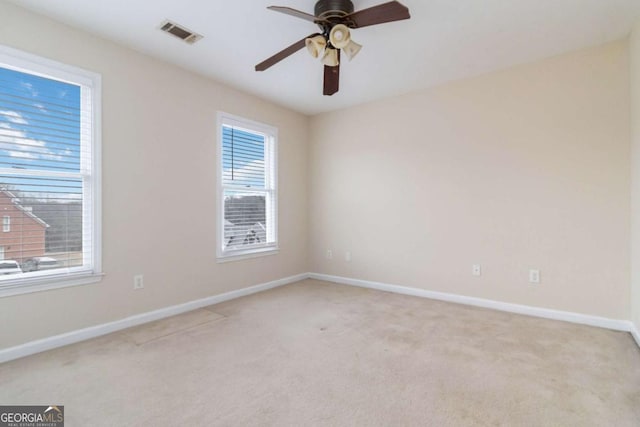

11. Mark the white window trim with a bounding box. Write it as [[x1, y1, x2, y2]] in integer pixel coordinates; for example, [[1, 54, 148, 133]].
[[2, 215, 9, 232], [216, 112, 278, 262], [0, 44, 102, 298]]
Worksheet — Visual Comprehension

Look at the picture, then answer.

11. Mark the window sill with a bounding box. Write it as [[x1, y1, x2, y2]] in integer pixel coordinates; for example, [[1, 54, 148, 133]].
[[0, 271, 104, 298], [217, 247, 279, 263]]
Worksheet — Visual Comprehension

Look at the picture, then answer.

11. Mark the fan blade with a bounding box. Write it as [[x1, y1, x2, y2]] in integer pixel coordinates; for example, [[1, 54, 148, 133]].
[[267, 6, 320, 23], [346, 1, 410, 29], [323, 51, 340, 96], [255, 33, 320, 71]]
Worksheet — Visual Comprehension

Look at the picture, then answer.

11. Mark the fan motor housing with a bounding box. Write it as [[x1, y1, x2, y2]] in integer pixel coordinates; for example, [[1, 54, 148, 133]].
[[314, 0, 354, 20]]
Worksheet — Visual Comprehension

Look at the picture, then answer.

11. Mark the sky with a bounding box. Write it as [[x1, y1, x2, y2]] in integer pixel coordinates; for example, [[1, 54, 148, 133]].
[[222, 125, 266, 190], [0, 66, 82, 201]]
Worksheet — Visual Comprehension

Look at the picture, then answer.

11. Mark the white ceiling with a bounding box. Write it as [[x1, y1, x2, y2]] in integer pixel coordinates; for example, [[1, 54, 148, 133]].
[[7, 0, 640, 115]]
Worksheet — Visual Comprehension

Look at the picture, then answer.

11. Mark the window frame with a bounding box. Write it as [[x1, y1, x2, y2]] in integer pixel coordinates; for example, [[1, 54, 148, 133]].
[[2, 215, 9, 232], [0, 44, 102, 298], [216, 112, 278, 262]]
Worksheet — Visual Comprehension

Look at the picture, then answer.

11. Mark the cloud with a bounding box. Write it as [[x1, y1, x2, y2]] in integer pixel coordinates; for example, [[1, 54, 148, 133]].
[[223, 160, 265, 187], [0, 116, 64, 162], [0, 110, 28, 125], [20, 82, 38, 97], [33, 103, 47, 113], [8, 150, 38, 160]]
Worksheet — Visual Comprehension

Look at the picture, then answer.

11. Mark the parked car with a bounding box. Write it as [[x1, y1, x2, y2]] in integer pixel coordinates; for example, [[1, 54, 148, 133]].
[[0, 260, 23, 275], [21, 257, 60, 272]]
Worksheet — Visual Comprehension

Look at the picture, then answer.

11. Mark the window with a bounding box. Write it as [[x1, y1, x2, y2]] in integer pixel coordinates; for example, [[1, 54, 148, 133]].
[[2, 216, 9, 232], [0, 45, 101, 296], [217, 112, 277, 260]]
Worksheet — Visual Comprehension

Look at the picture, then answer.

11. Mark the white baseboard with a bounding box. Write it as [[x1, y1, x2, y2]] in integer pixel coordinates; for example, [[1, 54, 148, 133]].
[[309, 273, 637, 336], [4, 272, 638, 363], [0, 273, 307, 364], [631, 324, 640, 348]]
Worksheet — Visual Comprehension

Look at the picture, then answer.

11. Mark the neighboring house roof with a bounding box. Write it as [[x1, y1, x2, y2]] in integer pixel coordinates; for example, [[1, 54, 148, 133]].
[[224, 222, 267, 249], [0, 188, 49, 228]]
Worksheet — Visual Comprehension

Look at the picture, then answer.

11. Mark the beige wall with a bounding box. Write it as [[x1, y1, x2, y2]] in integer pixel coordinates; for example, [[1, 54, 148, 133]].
[[631, 19, 640, 331], [0, 2, 309, 349], [310, 41, 631, 320], [0, 1, 634, 352]]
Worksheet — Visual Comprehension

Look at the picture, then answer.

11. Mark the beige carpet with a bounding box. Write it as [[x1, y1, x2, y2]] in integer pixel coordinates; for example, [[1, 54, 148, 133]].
[[1, 279, 639, 426]]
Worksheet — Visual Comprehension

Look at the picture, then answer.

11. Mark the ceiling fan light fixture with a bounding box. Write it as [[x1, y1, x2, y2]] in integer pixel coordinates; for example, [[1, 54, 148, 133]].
[[305, 35, 327, 58], [256, 1, 411, 95], [321, 47, 340, 67], [342, 40, 362, 61], [315, 0, 355, 19], [329, 24, 351, 49]]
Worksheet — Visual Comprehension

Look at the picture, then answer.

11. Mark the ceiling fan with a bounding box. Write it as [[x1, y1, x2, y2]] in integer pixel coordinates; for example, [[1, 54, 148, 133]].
[[255, 0, 411, 96]]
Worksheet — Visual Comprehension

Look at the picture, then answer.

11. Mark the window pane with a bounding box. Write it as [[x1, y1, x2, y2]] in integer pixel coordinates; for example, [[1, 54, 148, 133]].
[[223, 190, 267, 250], [218, 113, 276, 259], [222, 125, 265, 188], [0, 176, 83, 273], [0, 62, 88, 280], [0, 67, 82, 173]]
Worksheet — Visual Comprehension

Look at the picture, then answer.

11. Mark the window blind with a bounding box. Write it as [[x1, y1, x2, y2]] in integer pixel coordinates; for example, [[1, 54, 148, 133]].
[[220, 120, 276, 255], [0, 62, 96, 280]]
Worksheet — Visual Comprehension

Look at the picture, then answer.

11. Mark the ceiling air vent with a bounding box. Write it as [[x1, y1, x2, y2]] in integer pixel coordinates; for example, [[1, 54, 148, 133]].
[[159, 20, 203, 44]]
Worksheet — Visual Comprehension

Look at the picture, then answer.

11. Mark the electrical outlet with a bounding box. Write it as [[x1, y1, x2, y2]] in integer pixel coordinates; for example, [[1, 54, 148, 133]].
[[345, 251, 351, 262], [133, 274, 144, 290], [472, 264, 481, 277], [326, 250, 333, 260], [529, 269, 540, 284]]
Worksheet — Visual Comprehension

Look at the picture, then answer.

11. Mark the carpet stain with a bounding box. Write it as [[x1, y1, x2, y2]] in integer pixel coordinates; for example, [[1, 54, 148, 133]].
[[122, 308, 225, 345]]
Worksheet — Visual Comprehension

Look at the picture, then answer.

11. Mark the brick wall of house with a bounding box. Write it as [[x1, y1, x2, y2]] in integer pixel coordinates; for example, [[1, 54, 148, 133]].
[[0, 191, 46, 262]]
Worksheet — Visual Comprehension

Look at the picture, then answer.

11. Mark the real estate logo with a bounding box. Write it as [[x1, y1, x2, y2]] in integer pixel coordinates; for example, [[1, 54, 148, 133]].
[[0, 406, 64, 427]]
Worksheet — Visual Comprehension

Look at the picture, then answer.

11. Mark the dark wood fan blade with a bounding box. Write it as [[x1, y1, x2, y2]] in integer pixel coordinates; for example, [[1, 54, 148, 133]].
[[323, 51, 340, 96], [267, 6, 320, 23], [346, 1, 410, 29], [255, 33, 320, 71]]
